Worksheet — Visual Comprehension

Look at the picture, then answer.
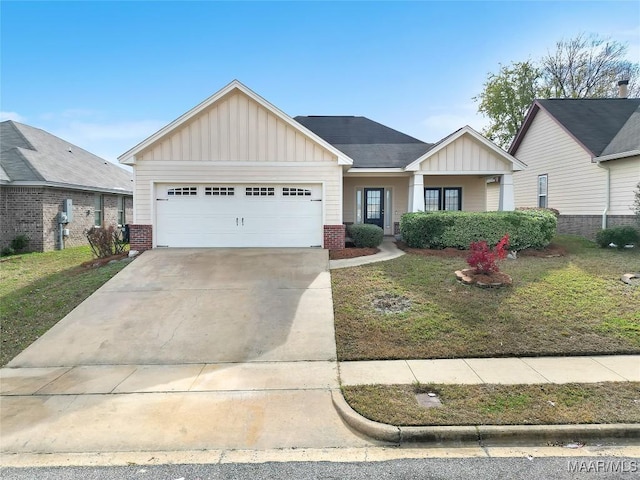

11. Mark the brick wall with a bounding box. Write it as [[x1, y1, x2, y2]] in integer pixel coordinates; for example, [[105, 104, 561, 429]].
[[558, 214, 638, 240], [129, 224, 153, 252], [323, 224, 345, 250], [0, 186, 45, 252], [1, 186, 133, 252]]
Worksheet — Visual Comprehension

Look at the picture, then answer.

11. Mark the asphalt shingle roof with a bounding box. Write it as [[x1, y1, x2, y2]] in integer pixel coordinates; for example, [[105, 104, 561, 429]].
[[294, 116, 432, 168], [537, 98, 640, 157], [0, 121, 133, 192]]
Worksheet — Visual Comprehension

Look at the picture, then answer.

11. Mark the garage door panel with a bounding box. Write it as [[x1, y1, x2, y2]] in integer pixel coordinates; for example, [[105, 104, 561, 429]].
[[156, 184, 323, 248]]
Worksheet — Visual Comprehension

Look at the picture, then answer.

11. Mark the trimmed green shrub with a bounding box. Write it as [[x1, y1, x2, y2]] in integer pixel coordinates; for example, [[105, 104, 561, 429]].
[[1, 246, 15, 257], [347, 223, 384, 248], [595, 226, 639, 249], [400, 210, 557, 251], [10, 234, 30, 252]]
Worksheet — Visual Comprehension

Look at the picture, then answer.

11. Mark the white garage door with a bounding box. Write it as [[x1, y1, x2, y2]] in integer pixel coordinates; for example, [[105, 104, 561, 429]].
[[155, 184, 323, 247]]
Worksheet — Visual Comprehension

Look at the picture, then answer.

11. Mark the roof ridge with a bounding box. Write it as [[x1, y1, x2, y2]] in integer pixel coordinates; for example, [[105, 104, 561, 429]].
[[2, 146, 46, 181], [1, 120, 36, 151]]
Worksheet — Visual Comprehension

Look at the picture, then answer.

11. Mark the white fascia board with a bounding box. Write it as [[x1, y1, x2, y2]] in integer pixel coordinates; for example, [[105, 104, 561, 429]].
[[345, 168, 406, 175], [592, 150, 640, 162], [117, 80, 353, 167], [413, 170, 516, 176], [404, 126, 527, 172], [4, 180, 133, 195]]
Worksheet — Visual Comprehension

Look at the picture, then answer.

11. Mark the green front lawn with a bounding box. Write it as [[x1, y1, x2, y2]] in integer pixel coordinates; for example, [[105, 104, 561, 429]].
[[0, 247, 129, 366], [332, 235, 640, 360]]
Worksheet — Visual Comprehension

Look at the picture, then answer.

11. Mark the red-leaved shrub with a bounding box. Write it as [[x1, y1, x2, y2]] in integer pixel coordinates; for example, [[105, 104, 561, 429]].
[[466, 234, 510, 275]]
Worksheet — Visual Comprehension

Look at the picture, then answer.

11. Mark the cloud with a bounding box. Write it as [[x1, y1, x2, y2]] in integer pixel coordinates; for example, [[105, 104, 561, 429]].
[[0, 111, 27, 122]]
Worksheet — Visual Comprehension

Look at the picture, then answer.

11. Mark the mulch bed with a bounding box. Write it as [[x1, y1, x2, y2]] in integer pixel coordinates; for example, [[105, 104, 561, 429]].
[[329, 247, 380, 260], [396, 240, 568, 258], [80, 253, 129, 268]]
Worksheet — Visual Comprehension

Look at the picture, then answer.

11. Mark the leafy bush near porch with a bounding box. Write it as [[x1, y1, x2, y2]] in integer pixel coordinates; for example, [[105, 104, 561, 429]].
[[347, 223, 384, 248], [595, 226, 640, 249], [400, 210, 556, 250]]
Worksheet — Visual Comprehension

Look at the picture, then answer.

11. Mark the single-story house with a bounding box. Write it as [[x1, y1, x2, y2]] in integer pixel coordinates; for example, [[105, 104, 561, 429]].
[[0, 121, 133, 252], [509, 93, 640, 239], [118, 80, 525, 250]]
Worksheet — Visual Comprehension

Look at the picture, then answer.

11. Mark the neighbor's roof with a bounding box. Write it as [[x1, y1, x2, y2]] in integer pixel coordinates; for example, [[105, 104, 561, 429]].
[[294, 116, 433, 168], [510, 98, 640, 158], [0, 121, 133, 193]]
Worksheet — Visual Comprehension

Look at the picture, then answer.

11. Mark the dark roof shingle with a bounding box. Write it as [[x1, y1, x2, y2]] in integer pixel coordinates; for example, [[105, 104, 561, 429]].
[[537, 98, 640, 156], [294, 116, 432, 168]]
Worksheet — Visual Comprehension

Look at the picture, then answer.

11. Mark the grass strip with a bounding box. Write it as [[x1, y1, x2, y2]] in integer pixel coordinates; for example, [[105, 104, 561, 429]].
[[342, 382, 640, 426]]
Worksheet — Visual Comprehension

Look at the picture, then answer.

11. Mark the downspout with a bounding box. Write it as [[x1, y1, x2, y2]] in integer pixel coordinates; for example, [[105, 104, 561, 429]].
[[596, 160, 610, 230]]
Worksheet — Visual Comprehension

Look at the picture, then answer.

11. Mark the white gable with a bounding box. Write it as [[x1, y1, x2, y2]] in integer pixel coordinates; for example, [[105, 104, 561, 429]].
[[405, 127, 525, 174]]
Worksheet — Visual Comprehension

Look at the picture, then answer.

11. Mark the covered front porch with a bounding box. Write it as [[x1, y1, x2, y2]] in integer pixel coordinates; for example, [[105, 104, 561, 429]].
[[341, 126, 525, 236], [342, 172, 515, 236]]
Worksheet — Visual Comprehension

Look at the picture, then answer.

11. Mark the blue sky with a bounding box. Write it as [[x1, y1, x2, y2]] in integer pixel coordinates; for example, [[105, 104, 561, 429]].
[[1, 1, 639, 165]]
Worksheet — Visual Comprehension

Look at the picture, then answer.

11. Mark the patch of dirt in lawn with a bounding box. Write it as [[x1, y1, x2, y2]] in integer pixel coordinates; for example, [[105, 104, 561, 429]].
[[371, 292, 412, 314], [80, 253, 129, 268], [518, 243, 568, 257], [330, 247, 379, 260]]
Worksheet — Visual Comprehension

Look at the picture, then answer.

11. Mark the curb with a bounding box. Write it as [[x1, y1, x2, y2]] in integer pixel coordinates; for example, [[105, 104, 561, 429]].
[[331, 390, 640, 445]]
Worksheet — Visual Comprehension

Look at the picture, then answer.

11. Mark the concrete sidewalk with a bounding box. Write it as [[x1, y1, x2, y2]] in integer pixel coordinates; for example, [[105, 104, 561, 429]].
[[329, 238, 404, 269], [339, 355, 640, 385]]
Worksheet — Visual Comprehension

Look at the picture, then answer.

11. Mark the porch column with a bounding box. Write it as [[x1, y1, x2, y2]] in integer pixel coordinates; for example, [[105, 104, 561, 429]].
[[498, 173, 515, 211], [409, 173, 425, 212]]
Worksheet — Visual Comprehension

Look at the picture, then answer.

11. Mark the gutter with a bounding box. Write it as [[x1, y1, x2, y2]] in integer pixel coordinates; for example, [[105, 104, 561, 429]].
[[595, 160, 610, 229]]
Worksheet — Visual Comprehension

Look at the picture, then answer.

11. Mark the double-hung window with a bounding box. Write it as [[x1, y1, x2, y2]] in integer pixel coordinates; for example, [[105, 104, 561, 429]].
[[538, 174, 548, 208], [117, 196, 125, 226], [424, 187, 462, 211], [94, 194, 103, 226]]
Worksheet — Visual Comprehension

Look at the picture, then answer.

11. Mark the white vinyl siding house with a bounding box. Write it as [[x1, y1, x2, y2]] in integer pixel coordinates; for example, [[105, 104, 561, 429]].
[[510, 98, 640, 239], [609, 156, 640, 215], [513, 109, 607, 215], [120, 80, 525, 251]]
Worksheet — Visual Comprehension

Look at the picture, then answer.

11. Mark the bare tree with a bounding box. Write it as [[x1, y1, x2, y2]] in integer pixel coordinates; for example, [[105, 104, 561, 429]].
[[542, 34, 640, 98]]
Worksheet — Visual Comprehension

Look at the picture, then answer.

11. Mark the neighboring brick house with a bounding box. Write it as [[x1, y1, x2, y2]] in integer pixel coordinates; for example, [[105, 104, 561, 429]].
[[1, 121, 133, 252]]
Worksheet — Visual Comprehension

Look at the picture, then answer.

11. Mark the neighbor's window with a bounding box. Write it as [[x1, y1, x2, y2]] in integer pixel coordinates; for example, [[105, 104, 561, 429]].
[[424, 187, 462, 211], [94, 194, 103, 226], [117, 196, 125, 226], [538, 174, 548, 208]]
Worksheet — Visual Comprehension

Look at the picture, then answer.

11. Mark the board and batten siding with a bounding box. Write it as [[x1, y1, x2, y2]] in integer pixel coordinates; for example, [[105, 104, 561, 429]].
[[512, 109, 607, 215], [131, 90, 343, 227], [137, 92, 336, 163], [418, 135, 512, 173], [609, 155, 640, 215]]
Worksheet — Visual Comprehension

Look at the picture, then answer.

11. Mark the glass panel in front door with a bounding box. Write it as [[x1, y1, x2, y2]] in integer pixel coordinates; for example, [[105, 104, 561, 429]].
[[364, 188, 384, 228]]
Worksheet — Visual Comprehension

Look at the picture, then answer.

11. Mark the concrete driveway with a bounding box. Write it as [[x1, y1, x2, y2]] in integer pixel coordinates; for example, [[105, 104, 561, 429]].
[[1, 249, 377, 454]]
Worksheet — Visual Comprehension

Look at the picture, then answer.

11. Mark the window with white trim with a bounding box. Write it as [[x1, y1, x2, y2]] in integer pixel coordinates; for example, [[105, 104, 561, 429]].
[[168, 187, 197, 196], [205, 187, 234, 196], [424, 187, 462, 211], [94, 194, 103, 226], [246, 187, 274, 196], [282, 187, 311, 196], [538, 174, 548, 208], [117, 195, 125, 225]]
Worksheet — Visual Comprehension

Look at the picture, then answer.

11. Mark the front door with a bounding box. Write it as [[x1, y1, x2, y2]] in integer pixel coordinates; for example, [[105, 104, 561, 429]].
[[364, 188, 384, 228]]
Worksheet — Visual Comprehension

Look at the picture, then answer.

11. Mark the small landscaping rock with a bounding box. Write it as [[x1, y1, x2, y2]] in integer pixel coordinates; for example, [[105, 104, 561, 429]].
[[455, 268, 512, 288]]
